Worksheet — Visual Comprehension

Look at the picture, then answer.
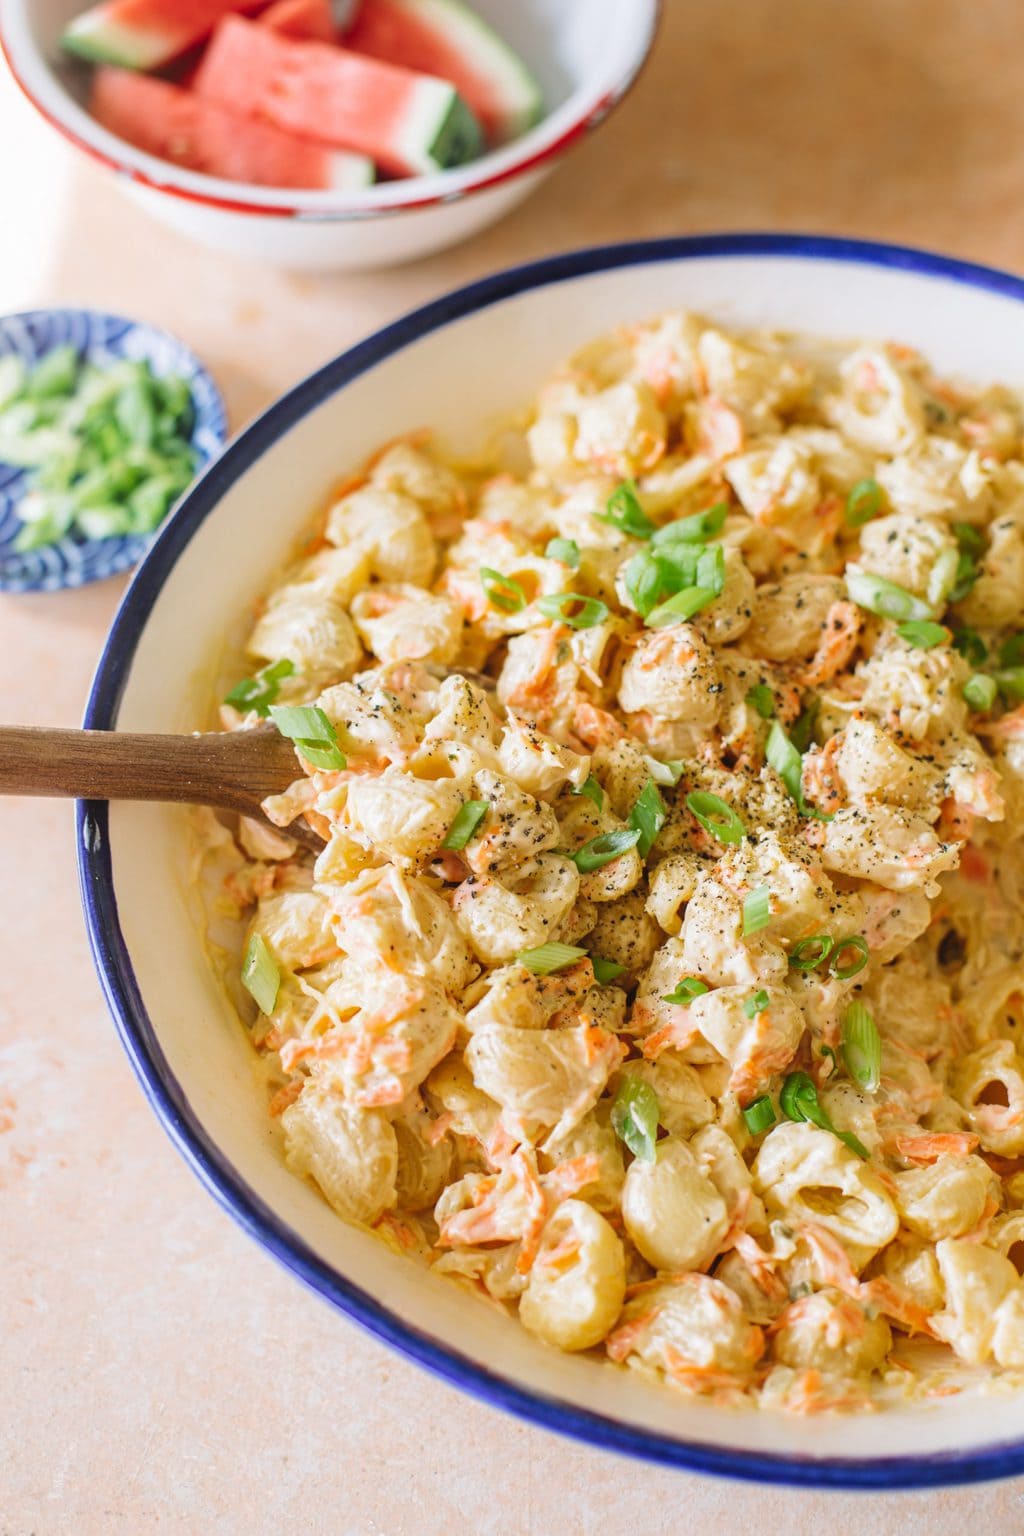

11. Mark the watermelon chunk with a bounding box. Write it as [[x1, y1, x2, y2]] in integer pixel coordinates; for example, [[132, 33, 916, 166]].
[[62, 0, 265, 71], [344, 0, 542, 146], [91, 66, 375, 190], [194, 16, 482, 176], [262, 0, 336, 42]]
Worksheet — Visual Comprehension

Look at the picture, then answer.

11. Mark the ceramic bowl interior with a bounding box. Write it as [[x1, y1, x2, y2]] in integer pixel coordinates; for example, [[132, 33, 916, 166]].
[[2, 0, 659, 215], [82, 237, 1024, 1488]]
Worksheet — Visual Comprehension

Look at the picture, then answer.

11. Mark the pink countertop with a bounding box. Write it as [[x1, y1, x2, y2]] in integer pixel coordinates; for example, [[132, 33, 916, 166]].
[[4, 3, 1024, 1529]]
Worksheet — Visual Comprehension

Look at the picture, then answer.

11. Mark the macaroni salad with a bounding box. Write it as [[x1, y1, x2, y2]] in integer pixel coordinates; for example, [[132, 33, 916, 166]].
[[206, 311, 1024, 1413]]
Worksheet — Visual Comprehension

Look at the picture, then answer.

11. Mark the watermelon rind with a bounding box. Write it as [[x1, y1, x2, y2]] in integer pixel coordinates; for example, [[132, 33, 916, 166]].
[[349, 0, 543, 143], [410, 85, 482, 174], [63, 10, 168, 71], [327, 152, 377, 190]]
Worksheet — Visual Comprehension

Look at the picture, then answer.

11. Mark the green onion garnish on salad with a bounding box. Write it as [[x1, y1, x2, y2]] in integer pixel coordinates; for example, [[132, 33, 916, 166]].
[[742, 1095, 777, 1135], [517, 942, 588, 975], [573, 774, 604, 809], [570, 828, 642, 872], [645, 585, 719, 628], [995, 667, 1024, 701], [629, 780, 666, 859], [742, 885, 772, 936], [441, 800, 489, 851], [479, 567, 527, 613], [746, 684, 776, 719], [952, 627, 988, 667], [963, 673, 997, 712], [743, 989, 771, 1018], [646, 757, 685, 786], [224, 658, 295, 717], [896, 620, 948, 650], [780, 1070, 869, 1159], [686, 790, 746, 845], [611, 1076, 660, 1162], [829, 935, 870, 979], [593, 480, 655, 539], [269, 703, 346, 771], [842, 1001, 882, 1093], [651, 502, 728, 546], [662, 976, 709, 1006], [591, 956, 627, 985], [535, 592, 609, 629], [846, 566, 936, 624], [845, 478, 883, 527], [545, 537, 580, 567], [789, 934, 835, 971], [242, 932, 279, 1015]]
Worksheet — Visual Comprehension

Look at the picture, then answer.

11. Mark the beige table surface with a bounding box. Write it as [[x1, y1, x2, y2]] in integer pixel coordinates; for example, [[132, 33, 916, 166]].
[[5, 2, 1024, 1530]]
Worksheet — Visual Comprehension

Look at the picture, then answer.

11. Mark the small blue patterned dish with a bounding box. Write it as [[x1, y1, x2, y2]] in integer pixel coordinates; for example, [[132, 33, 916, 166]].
[[0, 309, 227, 594]]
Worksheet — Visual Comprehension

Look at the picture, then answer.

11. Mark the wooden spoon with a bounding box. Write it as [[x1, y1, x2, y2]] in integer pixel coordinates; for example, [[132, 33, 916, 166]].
[[0, 724, 325, 852]]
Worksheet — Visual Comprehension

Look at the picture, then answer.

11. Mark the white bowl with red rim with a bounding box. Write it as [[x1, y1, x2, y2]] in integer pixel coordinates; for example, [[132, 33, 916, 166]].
[[0, 0, 661, 271]]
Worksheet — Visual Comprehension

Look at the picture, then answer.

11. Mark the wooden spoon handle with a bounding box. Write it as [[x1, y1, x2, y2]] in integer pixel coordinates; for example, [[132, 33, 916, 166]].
[[0, 725, 301, 815]]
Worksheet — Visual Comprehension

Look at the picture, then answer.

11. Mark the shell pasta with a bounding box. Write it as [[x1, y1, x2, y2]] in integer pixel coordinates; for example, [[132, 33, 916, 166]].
[[203, 311, 1024, 1412]]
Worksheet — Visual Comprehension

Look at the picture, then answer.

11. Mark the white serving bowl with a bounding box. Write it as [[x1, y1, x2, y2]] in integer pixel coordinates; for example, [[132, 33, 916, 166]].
[[81, 236, 1024, 1486], [0, 0, 660, 271]]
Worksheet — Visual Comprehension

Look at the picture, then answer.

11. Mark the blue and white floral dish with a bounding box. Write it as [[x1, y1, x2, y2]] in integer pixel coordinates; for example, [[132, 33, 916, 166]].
[[0, 308, 227, 594]]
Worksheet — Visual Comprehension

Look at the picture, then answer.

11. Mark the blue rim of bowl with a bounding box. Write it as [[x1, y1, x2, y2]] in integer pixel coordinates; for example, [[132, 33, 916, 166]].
[[0, 307, 227, 593], [78, 233, 1024, 1489]]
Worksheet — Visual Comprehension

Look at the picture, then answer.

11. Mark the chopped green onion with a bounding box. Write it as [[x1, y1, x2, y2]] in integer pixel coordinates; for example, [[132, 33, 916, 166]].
[[242, 932, 279, 1015], [268, 703, 346, 771], [652, 502, 728, 546], [535, 592, 610, 630], [952, 627, 988, 667], [999, 634, 1024, 668], [780, 1070, 869, 1159], [545, 537, 580, 567], [594, 480, 655, 539], [949, 536, 980, 603], [742, 885, 772, 936], [573, 774, 604, 809], [963, 673, 997, 712], [591, 956, 627, 985], [829, 934, 870, 980], [789, 698, 820, 754], [571, 828, 641, 873], [479, 567, 527, 614], [686, 790, 746, 845], [517, 942, 588, 975], [789, 934, 835, 972], [629, 780, 666, 859], [896, 620, 948, 650], [744, 989, 771, 1018], [994, 667, 1024, 701], [927, 546, 960, 609], [646, 757, 685, 787], [952, 522, 985, 556], [766, 720, 805, 808], [646, 585, 718, 628], [842, 1000, 882, 1093], [623, 550, 671, 617], [695, 544, 726, 594], [224, 658, 295, 717], [742, 1095, 776, 1136], [845, 478, 883, 527], [442, 800, 488, 851], [846, 565, 935, 623], [662, 976, 709, 1006], [611, 1076, 660, 1162], [746, 684, 775, 719], [820, 1043, 838, 1077]]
